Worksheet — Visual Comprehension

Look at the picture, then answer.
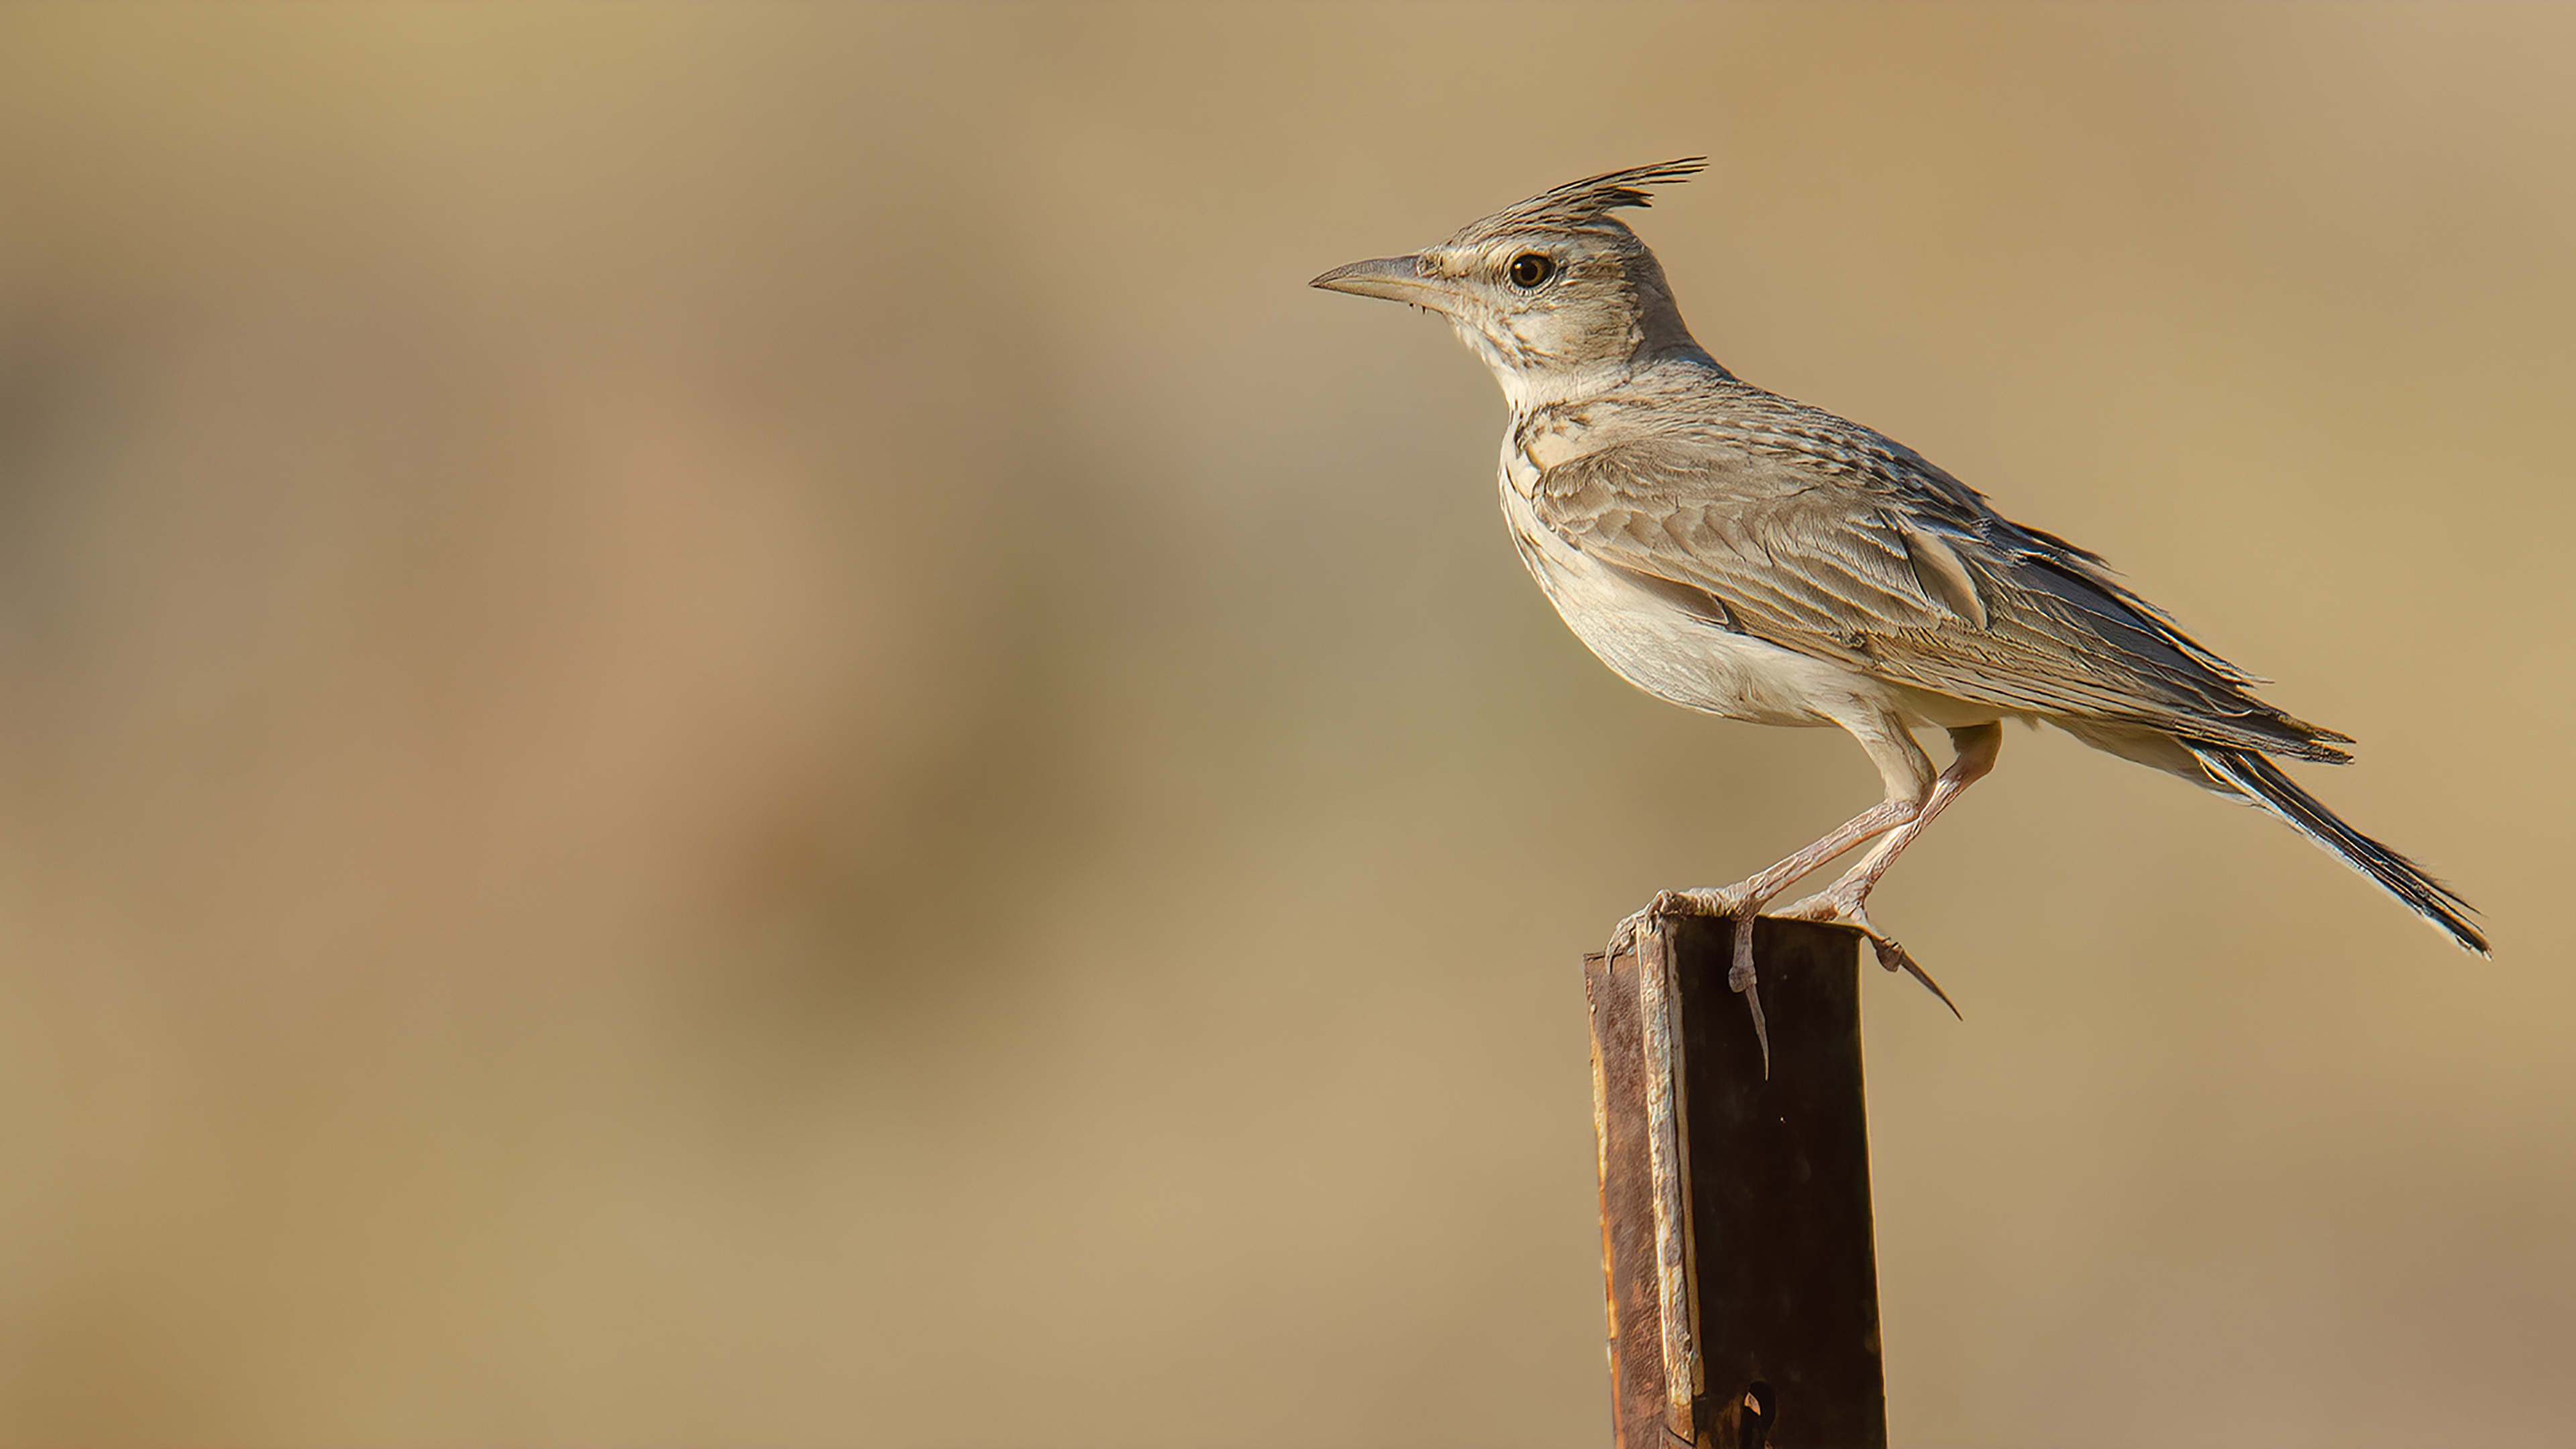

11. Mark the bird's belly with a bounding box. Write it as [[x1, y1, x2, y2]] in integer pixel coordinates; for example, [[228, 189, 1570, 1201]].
[[1501, 486, 1883, 727]]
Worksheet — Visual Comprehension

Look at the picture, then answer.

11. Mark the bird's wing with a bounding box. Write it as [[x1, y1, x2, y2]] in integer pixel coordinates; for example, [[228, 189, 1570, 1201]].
[[1529, 431, 2349, 760]]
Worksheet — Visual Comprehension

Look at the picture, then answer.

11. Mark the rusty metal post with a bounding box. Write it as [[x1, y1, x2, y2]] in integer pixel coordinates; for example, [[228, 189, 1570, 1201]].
[[1586, 916, 1888, 1449]]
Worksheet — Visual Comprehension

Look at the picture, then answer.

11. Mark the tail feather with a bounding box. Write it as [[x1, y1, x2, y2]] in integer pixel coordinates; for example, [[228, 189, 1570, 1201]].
[[2194, 747, 2488, 955]]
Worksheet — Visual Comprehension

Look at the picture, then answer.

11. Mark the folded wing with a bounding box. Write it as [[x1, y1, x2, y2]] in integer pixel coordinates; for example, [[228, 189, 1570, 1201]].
[[1531, 426, 2351, 762]]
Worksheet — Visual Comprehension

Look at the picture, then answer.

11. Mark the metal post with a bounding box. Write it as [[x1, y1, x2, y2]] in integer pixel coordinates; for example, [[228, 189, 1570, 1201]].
[[1586, 916, 1888, 1449]]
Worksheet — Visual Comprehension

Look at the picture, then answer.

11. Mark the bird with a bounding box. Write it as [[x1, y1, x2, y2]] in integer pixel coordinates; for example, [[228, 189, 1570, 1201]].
[[1311, 159, 2485, 1058]]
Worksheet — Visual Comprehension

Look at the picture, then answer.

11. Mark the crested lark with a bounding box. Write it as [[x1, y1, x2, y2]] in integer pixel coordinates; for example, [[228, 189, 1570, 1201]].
[[1313, 160, 2484, 1056]]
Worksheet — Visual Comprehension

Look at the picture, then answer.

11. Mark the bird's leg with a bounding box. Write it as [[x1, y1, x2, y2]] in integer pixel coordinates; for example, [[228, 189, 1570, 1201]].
[[1603, 794, 1917, 1075], [1778, 722, 2001, 1012], [1603, 793, 1919, 964], [1606, 720, 1939, 1067]]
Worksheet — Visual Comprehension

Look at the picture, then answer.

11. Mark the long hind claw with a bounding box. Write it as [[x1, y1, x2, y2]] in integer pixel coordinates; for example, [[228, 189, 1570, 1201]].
[[1870, 930, 1961, 1020], [1776, 890, 1962, 1020]]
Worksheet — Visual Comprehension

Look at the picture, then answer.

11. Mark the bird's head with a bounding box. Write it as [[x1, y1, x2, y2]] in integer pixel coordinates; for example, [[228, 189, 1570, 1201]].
[[1311, 158, 1710, 409]]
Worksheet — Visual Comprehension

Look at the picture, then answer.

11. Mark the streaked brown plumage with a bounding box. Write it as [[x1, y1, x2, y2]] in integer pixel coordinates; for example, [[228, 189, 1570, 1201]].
[[1313, 160, 2483, 1055]]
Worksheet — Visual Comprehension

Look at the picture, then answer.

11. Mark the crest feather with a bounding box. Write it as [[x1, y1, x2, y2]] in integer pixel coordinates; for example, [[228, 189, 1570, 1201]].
[[1459, 158, 1707, 240]]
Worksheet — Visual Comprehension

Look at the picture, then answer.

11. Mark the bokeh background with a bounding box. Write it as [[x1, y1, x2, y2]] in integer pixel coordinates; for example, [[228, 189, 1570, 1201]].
[[1, 4, 2570, 1446]]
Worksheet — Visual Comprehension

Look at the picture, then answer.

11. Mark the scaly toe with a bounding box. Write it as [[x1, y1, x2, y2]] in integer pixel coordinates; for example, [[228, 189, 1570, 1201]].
[[1774, 883, 1865, 924], [1660, 885, 1752, 918], [1605, 885, 1757, 965], [1603, 909, 1650, 965]]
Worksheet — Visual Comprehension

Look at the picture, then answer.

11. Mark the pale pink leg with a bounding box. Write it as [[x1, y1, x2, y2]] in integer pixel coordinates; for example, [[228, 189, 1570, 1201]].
[[1606, 713, 1943, 1070], [1780, 722, 2002, 1010]]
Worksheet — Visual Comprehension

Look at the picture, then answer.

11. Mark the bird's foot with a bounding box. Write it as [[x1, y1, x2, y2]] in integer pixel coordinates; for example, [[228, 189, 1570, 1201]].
[[1774, 886, 1962, 1020], [1603, 884, 1754, 966], [1606, 884, 1771, 1075]]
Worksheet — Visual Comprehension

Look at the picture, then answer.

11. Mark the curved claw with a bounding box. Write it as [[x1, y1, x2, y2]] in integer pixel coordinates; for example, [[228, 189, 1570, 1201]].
[[1603, 908, 1651, 967], [1739, 975, 1770, 1077], [1870, 932, 1962, 1019], [1725, 908, 1767, 1074]]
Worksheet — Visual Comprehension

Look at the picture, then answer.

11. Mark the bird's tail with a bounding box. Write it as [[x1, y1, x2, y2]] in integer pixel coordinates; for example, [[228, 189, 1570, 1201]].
[[2193, 747, 2488, 955]]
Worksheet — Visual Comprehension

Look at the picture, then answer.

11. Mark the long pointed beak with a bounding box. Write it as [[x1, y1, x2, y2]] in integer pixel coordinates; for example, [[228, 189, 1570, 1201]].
[[1309, 254, 1459, 313]]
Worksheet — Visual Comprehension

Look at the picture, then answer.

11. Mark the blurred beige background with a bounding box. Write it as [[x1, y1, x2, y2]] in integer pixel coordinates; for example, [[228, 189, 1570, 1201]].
[[0, 3, 2569, 1446]]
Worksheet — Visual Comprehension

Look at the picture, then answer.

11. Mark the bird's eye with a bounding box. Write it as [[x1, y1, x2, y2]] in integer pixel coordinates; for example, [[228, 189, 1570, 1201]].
[[1507, 253, 1555, 288]]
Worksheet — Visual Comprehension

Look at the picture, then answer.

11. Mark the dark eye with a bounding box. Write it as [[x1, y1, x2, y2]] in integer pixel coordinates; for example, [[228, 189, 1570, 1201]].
[[1507, 252, 1554, 288]]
